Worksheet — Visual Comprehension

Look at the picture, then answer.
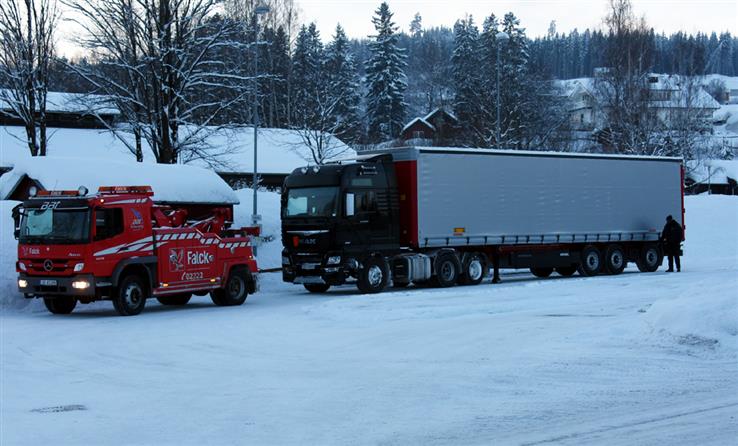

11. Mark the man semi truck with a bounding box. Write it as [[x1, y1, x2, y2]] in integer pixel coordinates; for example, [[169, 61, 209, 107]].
[[281, 147, 684, 294], [14, 186, 258, 315]]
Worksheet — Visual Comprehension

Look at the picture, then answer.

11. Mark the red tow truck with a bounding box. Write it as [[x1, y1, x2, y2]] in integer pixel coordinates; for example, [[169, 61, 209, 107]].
[[13, 185, 258, 316]]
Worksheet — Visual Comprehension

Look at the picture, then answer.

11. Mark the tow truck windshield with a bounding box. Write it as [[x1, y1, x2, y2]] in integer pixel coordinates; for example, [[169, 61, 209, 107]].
[[284, 187, 338, 218], [19, 207, 90, 244]]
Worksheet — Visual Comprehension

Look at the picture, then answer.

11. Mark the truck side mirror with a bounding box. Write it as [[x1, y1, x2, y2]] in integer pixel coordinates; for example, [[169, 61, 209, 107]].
[[345, 193, 355, 217], [11, 204, 21, 239]]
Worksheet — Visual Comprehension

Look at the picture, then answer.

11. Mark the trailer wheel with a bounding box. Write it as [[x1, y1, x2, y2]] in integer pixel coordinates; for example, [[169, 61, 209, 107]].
[[43, 297, 77, 315], [530, 267, 554, 278], [433, 252, 461, 288], [304, 283, 331, 293], [211, 268, 250, 306], [577, 245, 602, 276], [113, 274, 147, 316], [555, 266, 577, 277], [636, 244, 662, 273], [604, 245, 627, 275], [157, 293, 192, 306], [357, 256, 389, 294], [460, 253, 486, 285]]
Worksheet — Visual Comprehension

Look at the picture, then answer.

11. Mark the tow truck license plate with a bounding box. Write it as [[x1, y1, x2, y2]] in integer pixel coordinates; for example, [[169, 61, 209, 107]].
[[40, 279, 57, 286]]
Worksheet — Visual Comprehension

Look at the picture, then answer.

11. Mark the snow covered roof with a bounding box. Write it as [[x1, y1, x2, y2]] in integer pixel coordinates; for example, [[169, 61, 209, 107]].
[[0, 156, 238, 204], [0, 89, 119, 115], [686, 160, 738, 185], [401, 117, 435, 134], [0, 125, 354, 174], [424, 108, 458, 123]]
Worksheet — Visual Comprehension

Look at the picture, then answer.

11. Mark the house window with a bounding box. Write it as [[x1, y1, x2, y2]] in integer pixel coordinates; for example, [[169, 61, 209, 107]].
[[580, 113, 584, 124]]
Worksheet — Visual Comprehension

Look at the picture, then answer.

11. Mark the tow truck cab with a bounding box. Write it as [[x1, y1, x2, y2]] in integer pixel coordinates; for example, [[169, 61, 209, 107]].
[[281, 156, 400, 289]]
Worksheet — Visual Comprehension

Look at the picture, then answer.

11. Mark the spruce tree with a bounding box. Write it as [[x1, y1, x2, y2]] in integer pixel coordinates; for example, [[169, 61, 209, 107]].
[[325, 24, 363, 144], [451, 16, 482, 145], [365, 2, 407, 142], [291, 23, 324, 128]]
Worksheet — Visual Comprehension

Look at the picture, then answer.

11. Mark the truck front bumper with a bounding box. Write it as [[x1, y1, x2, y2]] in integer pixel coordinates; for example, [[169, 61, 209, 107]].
[[283, 265, 348, 286], [18, 274, 99, 298]]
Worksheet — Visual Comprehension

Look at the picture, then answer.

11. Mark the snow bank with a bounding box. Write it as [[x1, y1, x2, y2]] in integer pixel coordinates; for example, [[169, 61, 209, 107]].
[[0, 156, 238, 204], [232, 189, 282, 270]]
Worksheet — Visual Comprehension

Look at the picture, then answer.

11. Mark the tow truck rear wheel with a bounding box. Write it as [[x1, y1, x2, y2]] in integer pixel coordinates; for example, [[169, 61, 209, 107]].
[[113, 275, 148, 316], [304, 283, 330, 293], [357, 256, 389, 294], [43, 296, 77, 315], [211, 268, 249, 306], [157, 293, 192, 306]]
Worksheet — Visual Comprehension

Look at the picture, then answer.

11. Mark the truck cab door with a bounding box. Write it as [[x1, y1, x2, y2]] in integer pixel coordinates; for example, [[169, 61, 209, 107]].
[[343, 189, 388, 248]]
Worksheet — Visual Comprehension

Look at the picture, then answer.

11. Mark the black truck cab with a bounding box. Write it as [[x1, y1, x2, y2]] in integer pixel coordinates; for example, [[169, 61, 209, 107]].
[[281, 156, 400, 292]]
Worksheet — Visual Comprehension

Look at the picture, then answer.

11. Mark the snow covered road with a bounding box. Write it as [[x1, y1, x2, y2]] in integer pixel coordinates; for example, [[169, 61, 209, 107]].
[[1, 196, 737, 445]]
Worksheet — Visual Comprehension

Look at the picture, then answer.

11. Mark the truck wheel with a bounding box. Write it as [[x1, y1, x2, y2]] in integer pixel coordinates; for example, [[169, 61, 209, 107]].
[[636, 244, 662, 272], [357, 256, 389, 294], [157, 293, 192, 305], [43, 297, 77, 315], [577, 245, 602, 277], [113, 275, 147, 316], [555, 266, 577, 277], [604, 245, 627, 275], [433, 252, 461, 288], [460, 253, 486, 285], [304, 283, 330, 293], [211, 268, 249, 306], [530, 267, 554, 278]]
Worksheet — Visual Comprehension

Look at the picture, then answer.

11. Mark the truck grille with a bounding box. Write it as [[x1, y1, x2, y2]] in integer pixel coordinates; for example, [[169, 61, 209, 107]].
[[28, 259, 72, 274]]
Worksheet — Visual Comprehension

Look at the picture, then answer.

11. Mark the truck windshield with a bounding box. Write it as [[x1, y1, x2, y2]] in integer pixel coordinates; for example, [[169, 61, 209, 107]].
[[19, 208, 90, 244], [284, 187, 338, 218]]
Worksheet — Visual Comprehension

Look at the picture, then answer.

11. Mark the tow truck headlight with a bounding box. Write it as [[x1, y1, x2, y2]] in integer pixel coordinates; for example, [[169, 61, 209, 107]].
[[18, 262, 26, 272], [326, 255, 341, 265], [72, 280, 90, 290], [73, 263, 85, 272], [18, 279, 28, 288]]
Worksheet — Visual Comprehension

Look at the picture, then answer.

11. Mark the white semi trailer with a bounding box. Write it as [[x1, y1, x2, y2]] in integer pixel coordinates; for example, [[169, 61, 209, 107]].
[[280, 147, 684, 293]]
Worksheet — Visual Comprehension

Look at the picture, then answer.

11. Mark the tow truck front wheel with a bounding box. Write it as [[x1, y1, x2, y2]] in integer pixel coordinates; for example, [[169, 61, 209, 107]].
[[43, 297, 77, 315], [211, 268, 249, 306], [113, 275, 147, 316]]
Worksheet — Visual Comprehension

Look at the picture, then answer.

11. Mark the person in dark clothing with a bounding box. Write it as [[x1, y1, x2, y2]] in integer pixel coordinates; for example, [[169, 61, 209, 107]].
[[661, 215, 683, 272]]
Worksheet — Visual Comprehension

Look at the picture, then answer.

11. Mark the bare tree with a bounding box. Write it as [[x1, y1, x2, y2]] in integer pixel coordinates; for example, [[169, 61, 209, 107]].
[[0, 0, 59, 156], [291, 92, 352, 165], [65, 0, 252, 164]]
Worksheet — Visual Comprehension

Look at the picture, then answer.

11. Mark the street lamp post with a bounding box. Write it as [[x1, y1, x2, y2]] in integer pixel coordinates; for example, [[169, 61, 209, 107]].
[[252, 1, 270, 238], [495, 31, 509, 148]]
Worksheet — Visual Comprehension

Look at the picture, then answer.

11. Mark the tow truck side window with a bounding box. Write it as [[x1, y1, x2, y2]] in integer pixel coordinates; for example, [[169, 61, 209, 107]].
[[95, 208, 124, 240]]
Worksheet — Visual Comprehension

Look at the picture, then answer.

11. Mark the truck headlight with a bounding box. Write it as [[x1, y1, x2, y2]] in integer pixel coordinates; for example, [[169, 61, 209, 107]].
[[281, 255, 290, 266], [326, 255, 341, 265], [18, 262, 26, 272], [18, 279, 28, 288], [73, 263, 85, 272], [72, 280, 90, 290]]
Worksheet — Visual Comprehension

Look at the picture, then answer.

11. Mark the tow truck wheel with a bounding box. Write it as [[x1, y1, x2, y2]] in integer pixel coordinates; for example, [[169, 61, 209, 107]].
[[211, 268, 249, 306], [357, 256, 389, 294], [43, 297, 77, 315], [113, 275, 147, 316], [157, 293, 192, 305], [304, 283, 331, 293], [460, 253, 486, 285]]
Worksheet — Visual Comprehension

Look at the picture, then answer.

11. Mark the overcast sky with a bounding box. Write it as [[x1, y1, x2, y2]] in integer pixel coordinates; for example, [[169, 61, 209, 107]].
[[58, 0, 737, 57]]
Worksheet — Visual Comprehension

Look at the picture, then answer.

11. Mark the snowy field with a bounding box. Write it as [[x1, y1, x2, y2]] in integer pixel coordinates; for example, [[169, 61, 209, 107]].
[[1, 195, 737, 445]]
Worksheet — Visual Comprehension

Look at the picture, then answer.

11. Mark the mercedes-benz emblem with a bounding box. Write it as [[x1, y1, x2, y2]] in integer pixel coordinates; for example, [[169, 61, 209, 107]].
[[43, 259, 54, 272]]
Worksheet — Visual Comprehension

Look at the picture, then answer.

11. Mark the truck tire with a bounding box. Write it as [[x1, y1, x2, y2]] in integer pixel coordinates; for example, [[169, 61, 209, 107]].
[[604, 245, 627, 275], [43, 297, 77, 315], [460, 253, 486, 285], [555, 266, 577, 277], [636, 244, 662, 273], [304, 283, 331, 293], [577, 245, 602, 277], [432, 252, 461, 288], [157, 293, 192, 305], [211, 268, 250, 306], [113, 274, 147, 316], [530, 267, 554, 278], [357, 256, 389, 294]]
